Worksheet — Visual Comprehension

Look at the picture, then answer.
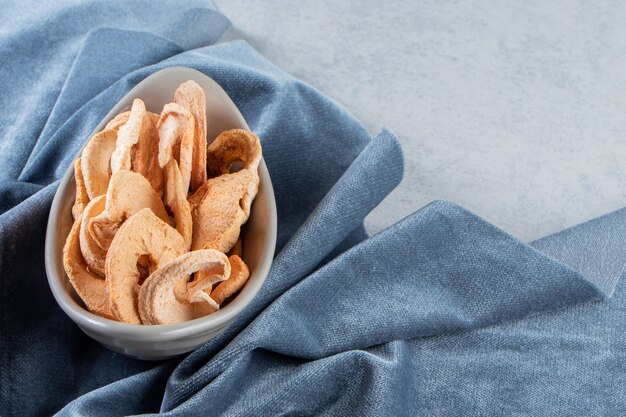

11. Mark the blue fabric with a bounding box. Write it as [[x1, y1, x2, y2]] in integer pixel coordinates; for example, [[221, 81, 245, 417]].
[[0, 2, 624, 416]]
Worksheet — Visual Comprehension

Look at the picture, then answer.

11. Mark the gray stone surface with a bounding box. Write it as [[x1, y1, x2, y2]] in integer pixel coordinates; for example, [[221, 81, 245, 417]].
[[215, 0, 626, 241]]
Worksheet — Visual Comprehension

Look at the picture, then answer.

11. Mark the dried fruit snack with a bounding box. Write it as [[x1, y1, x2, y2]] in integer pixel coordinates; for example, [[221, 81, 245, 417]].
[[89, 170, 169, 252], [63, 217, 114, 319], [111, 99, 163, 196], [139, 249, 230, 325], [71, 158, 90, 220], [79, 195, 107, 276], [157, 103, 194, 194], [174, 81, 207, 192], [63, 80, 262, 324], [81, 130, 116, 199], [106, 208, 186, 323], [206, 129, 261, 218]]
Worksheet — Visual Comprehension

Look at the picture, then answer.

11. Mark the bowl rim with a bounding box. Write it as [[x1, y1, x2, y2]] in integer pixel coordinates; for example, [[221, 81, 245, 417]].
[[44, 66, 277, 341]]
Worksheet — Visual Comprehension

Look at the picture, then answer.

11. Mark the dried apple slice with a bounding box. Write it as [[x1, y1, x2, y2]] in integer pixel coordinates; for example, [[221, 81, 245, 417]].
[[72, 158, 90, 220], [164, 159, 192, 250], [138, 249, 230, 325], [210, 255, 250, 305], [81, 129, 116, 199], [174, 81, 207, 192], [191, 255, 250, 318], [189, 170, 253, 253], [206, 129, 262, 218], [63, 217, 114, 319], [90, 170, 169, 252], [79, 195, 107, 277], [157, 103, 194, 194], [106, 208, 186, 324], [110, 99, 163, 195]]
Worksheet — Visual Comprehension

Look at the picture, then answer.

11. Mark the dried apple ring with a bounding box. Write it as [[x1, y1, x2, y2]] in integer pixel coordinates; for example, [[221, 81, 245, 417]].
[[191, 255, 250, 318], [164, 159, 192, 251], [210, 255, 250, 305], [157, 103, 194, 194], [79, 195, 107, 277], [106, 208, 186, 324], [189, 170, 253, 253], [174, 80, 207, 192], [90, 170, 169, 252], [72, 158, 90, 220], [110, 99, 163, 195], [63, 217, 114, 319], [206, 129, 261, 218], [138, 249, 230, 325], [81, 129, 116, 199]]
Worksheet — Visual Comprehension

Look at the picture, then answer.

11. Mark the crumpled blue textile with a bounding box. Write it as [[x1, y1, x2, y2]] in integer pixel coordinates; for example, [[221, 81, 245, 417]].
[[0, 2, 624, 416]]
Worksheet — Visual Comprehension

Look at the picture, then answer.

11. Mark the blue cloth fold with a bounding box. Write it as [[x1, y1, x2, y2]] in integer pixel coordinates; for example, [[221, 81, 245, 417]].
[[0, 2, 623, 416]]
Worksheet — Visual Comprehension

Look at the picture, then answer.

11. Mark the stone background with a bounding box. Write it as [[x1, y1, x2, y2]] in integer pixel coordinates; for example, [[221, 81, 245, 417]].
[[216, 0, 626, 240]]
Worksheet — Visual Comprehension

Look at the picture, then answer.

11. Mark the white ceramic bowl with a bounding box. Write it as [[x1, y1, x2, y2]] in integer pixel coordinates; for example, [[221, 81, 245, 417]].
[[45, 67, 277, 360]]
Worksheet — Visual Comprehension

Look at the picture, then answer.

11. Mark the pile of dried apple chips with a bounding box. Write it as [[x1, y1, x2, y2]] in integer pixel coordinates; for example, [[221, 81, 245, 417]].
[[63, 80, 261, 325]]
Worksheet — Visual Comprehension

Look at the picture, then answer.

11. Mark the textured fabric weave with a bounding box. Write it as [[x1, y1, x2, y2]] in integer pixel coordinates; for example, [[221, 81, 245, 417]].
[[0, 2, 623, 416]]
